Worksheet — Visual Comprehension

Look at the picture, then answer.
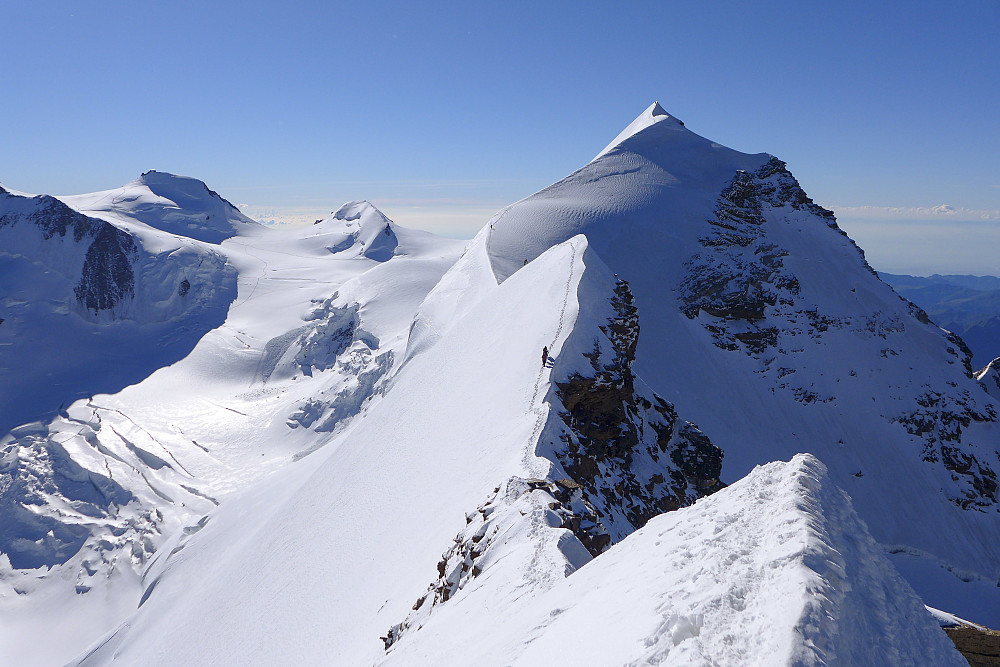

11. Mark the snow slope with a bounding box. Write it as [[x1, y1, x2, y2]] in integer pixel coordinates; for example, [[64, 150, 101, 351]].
[[381, 455, 966, 667], [70, 236, 596, 666], [0, 180, 466, 665]]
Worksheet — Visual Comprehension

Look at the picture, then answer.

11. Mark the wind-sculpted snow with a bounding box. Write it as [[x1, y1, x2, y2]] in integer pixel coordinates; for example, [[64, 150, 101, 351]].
[[381, 455, 967, 666]]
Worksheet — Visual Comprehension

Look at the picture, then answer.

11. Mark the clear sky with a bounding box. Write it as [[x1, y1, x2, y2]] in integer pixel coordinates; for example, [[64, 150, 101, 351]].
[[3, 1, 998, 274]]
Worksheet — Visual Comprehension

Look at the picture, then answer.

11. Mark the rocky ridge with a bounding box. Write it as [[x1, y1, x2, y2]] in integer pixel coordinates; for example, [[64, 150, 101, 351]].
[[384, 275, 725, 651]]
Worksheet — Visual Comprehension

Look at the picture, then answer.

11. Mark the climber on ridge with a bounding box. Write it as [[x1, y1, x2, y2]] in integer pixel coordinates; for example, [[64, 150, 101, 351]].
[[542, 346, 549, 366]]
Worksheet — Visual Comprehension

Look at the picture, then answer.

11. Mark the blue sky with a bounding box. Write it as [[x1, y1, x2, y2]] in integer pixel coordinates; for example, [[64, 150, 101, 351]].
[[3, 1, 998, 274]]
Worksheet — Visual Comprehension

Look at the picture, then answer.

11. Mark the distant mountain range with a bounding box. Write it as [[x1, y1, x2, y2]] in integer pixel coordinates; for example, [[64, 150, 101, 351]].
[[879, 272, 1000, 368]]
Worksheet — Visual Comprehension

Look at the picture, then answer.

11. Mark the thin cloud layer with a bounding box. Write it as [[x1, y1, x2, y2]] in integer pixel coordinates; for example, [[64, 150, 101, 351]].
[[833, 205, 1000, 221]]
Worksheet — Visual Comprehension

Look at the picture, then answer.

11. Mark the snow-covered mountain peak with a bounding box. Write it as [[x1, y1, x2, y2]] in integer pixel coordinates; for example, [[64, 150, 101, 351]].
[[58, 171, 256, 244], [312, 200, 399, 260], [330, 199, 387, 223], [594, 100, 682, 159]]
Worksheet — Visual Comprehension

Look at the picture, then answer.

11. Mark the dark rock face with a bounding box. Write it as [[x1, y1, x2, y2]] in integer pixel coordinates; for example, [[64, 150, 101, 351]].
[[75, 223, 138, 313], [676, 159, 999, 511], [0, 194, 99, 242], [944, 624, 1000, 667], [553, 279, 724, 541], [0, 191, 139, 315], [0, 431, 135, 569], [678, 158, 832, 346], [897, 390, 998, 508], [383, 476, 603, 651]]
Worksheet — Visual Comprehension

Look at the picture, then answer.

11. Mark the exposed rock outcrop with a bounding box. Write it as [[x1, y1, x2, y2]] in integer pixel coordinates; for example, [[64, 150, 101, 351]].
[[552, 279, 724, 541], [944, 623, 1000, 666], [385, 278, 725, 651], [75, 222, 138, 314]]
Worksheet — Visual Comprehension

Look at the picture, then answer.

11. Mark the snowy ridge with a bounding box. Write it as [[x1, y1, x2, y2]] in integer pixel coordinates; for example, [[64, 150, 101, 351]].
[[978, 357, 1000, 402], [381, 454, 966, 666], [594, 99, 673, 160], [4, 105, 1000, 664], [68, 236, 595, 666], [385, 239, 726, 646], [471, 104, 1000, 617]]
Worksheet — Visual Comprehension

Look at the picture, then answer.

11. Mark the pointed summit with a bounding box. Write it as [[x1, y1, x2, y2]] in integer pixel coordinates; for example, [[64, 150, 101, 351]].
[[594, 101, 683, 160]]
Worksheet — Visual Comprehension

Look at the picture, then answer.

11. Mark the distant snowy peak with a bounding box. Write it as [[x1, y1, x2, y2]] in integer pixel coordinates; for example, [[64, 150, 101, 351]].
[[59, 170, 257, 245], [313, 200, 399, 261]]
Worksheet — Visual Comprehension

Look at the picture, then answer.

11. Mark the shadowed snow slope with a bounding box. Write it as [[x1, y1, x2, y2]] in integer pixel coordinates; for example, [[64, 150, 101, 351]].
[[380, 454, 966, 667], [0, 186, 237, 436]]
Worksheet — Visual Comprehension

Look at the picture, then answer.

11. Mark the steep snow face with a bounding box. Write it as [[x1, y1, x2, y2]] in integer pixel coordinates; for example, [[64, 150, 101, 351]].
[[69, 237, 599, 666], [60, 171, 257, 245], [475, 104, 1000, 618], [0, 188, 236, 436], [381, 455, 966, 667]]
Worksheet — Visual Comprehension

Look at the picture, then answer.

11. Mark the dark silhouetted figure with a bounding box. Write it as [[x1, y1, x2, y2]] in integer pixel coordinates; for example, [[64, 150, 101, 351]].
[[542, 346, 549, 366]]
